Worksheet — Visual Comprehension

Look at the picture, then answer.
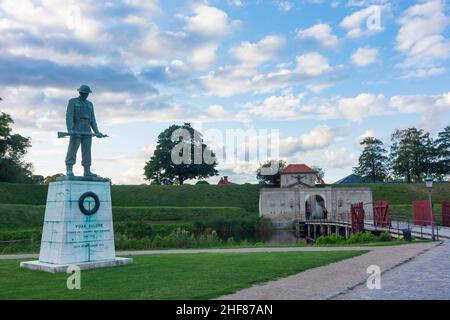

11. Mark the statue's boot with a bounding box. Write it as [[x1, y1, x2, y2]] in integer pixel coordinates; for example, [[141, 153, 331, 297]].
[[83, 166, 98, 178], [66, 165, 74, 177]]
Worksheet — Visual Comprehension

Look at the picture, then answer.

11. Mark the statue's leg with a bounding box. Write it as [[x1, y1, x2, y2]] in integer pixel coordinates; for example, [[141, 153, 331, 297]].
[[81, 137, 94, 176], [65, 137, 81, 165], [65, 137, 81, 176]]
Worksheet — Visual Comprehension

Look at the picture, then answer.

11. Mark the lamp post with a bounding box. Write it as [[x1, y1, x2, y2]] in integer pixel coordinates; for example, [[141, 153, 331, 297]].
[[425, 173, 435, 241]]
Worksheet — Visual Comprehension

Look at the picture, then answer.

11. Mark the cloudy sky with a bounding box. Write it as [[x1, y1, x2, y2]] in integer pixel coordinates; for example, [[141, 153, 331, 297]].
[[0, 0, 449, 184]]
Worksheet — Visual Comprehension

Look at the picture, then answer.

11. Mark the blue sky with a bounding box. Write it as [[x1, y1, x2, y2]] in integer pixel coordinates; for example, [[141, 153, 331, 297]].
[[0, 0, 449, 184]]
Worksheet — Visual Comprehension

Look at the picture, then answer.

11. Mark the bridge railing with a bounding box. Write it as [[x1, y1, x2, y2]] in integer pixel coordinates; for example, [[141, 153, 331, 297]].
[[304, 212, 449, 240]]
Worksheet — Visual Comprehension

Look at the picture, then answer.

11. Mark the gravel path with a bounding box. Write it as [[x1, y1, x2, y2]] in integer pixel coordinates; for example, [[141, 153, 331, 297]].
[[335, 241, 450, 300], [0, 244, 431, 260], [218, 242, 438, 300]]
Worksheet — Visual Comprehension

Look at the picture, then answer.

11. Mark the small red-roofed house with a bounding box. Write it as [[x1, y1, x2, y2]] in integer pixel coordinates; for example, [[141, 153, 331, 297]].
[[280, 164, 317, 188], [218, 176, 233, 185]]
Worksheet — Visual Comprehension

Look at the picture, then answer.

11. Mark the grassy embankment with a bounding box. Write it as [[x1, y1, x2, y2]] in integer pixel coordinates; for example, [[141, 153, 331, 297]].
[[0, 182, 448, 253]]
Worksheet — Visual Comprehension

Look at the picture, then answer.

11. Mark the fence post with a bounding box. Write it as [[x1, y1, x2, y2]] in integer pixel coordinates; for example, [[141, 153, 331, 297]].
[[397, 220, 400, 237]]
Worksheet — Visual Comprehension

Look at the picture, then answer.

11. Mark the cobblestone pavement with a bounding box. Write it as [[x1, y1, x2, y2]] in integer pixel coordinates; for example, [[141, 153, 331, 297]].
[[218, 242, 437, 300], [335, 241, 450, 300], [0, 244, 432, 260]]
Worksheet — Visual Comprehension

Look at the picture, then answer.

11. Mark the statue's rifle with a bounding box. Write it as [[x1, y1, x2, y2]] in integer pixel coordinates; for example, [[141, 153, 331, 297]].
[[57, 132, 108, 138]]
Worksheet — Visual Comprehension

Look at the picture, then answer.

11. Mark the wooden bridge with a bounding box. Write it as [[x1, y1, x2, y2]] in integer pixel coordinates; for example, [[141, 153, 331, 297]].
[[295, 217, 450, 241], [293, 200, 450, 241]]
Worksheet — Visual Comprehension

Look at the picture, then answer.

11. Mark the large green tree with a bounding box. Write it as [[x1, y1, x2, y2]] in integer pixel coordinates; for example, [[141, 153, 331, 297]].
[[389, 128, 432, 183], [353, 137, 388, 182], [256, 159, 286, 186], [433, 126, 450, 180], [144, 123, 218, 185], [0, 112, 33, 183]]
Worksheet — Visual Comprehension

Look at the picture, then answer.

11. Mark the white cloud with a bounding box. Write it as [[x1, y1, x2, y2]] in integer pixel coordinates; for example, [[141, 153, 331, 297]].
[[0, 0, 104, 43], [347, 0, 389, 7], [299, 125, 343, 150], [185, 4, 241, 38], [351, 46, 379, 66], [230, 35, 286, 67], [277, 1, 294, 12], [389, 92, 450, 114], [396, 0, 450, 78], [340, 4, 385, 38], [307, 82, 333, 93], [199, 52, 335, 96], [297, 23, 338, 47], [227, 0, 245, 7], [221, 90, 450, 125], [113, 143, 156, 184], [122, 0, 161, 14], [399, 67, 446, 79], [280, 125, 347, 156], [389, 92, 450, 131], [191, 43, 218, 70], [324, 147, 357, 168], [167, 43, 219, 75], [295, 52, 332, 76], [338, 93, 387, 122], [245, 91, 306, 119]]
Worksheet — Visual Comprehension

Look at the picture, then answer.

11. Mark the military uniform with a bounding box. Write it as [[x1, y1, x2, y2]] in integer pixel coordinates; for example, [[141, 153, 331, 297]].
[[65, 93, 99, 169]]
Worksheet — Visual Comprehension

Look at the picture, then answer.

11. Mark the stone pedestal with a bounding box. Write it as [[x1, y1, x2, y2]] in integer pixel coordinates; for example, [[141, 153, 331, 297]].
[[20, 179, 133, 273]]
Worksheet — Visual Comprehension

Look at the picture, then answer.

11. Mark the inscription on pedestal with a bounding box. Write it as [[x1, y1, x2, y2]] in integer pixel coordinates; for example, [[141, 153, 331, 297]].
[[38, 180, 116, 265]]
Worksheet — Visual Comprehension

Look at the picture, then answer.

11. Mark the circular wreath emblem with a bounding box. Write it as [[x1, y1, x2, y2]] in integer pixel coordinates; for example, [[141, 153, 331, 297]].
[[78, 191, 100, 216]]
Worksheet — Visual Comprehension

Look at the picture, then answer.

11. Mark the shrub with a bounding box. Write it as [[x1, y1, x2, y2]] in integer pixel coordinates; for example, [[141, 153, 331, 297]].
[[378, 231, 392, 242], [151, 228, 222, 248], [114, 221, 153, 239], [196, 180, 210, 185], [347, 232, 378, 243], [315, 234, 345, 245]]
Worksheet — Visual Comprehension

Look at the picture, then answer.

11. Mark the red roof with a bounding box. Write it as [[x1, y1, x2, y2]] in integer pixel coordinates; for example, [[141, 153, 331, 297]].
[[218, 176, 233, 185], [281, 164, 316, 174]]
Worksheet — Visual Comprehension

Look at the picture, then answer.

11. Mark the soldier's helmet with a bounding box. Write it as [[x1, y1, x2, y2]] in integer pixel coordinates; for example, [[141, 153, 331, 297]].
[[77, 85, 92, 94]]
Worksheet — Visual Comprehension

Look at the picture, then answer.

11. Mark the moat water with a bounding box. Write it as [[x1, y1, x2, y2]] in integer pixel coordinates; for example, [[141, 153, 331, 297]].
[[263, 229, 304, 245]]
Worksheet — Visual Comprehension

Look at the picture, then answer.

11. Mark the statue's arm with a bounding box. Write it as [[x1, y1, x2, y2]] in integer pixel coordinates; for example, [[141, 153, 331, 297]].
[[90, 104, 100, 134], [66, 100, 74, 133]]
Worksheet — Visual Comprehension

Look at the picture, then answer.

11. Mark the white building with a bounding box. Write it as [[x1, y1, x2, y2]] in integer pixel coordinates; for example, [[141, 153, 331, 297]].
[[259, 164, 373, 225]]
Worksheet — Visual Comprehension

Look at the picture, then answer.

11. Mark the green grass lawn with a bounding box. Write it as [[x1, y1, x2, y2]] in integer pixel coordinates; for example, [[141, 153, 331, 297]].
[[336, 182, 450, 205], [0, 251, 366, 300]]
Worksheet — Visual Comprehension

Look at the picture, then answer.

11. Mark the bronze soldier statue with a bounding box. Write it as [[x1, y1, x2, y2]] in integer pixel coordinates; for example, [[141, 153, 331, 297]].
[[63, 85, 107, 177]]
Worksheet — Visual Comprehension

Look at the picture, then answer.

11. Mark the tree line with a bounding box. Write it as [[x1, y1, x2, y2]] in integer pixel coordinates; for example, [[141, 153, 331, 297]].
[[0, 112, 66, 184], [354, 126, 449, 183]]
